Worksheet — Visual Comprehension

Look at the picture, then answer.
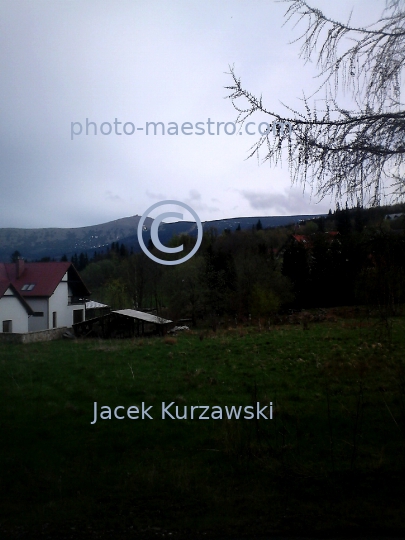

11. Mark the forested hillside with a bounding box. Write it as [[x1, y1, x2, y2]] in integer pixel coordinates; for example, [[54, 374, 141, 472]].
[[80, 204, 405, 323]]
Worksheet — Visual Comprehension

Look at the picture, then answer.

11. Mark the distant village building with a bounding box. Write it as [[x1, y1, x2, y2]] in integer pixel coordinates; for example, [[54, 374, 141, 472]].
[[0, 260, 90, 333], [276, 231, 340, 259]]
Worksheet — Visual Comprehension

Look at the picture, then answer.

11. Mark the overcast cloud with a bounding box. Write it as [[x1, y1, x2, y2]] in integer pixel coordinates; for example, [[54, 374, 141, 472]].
[[0, 0, 384, 228]]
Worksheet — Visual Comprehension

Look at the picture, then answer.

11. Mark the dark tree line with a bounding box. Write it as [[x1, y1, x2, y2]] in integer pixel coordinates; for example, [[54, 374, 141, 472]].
[[67, 241, 133, 271], [282, 212, 405, 312]]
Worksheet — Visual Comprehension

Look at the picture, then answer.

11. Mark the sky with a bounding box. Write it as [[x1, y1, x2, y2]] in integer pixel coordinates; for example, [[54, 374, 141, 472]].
[[0, 0, 386, 228]]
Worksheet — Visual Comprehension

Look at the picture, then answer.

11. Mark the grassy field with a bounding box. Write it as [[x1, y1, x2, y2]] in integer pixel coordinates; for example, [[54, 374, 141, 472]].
[[1, 313, 405, 538]]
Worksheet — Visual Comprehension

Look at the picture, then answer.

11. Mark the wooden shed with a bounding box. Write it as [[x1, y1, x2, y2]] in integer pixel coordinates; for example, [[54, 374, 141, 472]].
[[73, 309, 172, 338]]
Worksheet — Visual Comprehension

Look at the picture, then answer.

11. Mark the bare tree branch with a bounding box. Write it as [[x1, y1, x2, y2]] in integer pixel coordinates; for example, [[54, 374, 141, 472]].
[[226, 0, 405, 205]]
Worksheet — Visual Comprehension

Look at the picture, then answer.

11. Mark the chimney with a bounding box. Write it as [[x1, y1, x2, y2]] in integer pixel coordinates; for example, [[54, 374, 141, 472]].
[[16, 258, 25, 278]]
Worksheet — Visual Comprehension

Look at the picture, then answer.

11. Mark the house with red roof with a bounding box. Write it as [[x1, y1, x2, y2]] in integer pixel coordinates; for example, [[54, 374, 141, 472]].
[[0, 260, 90, 333]]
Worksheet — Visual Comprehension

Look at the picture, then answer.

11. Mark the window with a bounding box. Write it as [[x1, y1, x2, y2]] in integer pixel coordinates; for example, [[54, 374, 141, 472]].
[[21, 283, 35, 291], [73, 309, 84, 324], [33, 312, 44, 317], [2, 320, 12, 333], [52, 312, 57, 328]]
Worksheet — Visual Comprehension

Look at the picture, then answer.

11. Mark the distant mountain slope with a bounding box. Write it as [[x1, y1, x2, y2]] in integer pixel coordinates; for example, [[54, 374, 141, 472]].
[[0, 213, 323, 262], [0, 215, 148, 261]]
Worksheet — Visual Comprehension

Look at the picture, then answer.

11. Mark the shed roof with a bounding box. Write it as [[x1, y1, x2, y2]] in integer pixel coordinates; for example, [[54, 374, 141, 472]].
[[112, 309, 172, 325], [86, 300, 110, 310]]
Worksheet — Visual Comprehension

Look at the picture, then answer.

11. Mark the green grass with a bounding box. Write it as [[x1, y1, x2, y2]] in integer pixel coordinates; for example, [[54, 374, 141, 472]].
[[1, 316, 405, 537]]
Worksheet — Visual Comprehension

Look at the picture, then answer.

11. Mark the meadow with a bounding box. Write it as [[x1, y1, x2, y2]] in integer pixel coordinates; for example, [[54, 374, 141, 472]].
[[1, 312, 405, 538]]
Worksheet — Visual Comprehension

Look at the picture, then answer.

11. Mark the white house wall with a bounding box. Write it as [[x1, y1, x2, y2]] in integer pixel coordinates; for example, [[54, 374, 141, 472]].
[[49, 280, 71, 328], [48, 275, 85, 329], [26, 298, 49, 332], [0, 289, 29, 333]]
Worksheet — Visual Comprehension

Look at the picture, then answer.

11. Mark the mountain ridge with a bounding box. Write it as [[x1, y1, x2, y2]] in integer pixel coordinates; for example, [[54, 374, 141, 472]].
[[0, 213, 325, 261]]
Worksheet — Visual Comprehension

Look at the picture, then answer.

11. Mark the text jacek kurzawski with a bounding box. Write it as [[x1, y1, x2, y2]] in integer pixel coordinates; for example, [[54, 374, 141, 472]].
[[90, 402, 273, 424]]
